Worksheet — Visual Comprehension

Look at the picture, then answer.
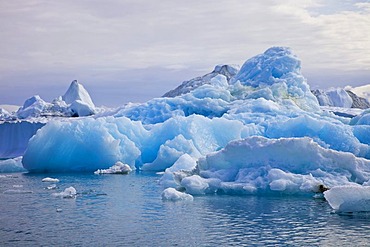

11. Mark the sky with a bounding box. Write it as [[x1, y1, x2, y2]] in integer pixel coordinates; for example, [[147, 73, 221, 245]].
[[0, 0, 369, 107]]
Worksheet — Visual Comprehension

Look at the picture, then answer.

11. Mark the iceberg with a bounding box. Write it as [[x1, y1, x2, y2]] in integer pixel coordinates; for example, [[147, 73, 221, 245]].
[[17, 47, 370, 203]]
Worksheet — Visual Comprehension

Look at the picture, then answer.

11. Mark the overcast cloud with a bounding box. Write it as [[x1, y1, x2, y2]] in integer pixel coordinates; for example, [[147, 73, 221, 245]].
[[0, 0, 369, 106]]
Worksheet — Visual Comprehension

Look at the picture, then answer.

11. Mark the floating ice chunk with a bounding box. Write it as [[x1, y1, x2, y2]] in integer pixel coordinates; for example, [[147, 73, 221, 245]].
[[42, 177, 60, 183], [94, 161, 132, 175], [324, 185, 370, 213], [161, 188, 193, 201], [53, 186, 77, 199]]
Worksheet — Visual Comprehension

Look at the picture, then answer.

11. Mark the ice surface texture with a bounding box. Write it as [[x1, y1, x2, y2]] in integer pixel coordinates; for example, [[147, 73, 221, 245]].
[[21, 47, 370, 197]]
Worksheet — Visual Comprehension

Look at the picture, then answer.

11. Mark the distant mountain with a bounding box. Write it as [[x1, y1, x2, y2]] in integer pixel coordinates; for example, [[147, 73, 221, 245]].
[[312, 87, 370, 109], [163, 64, 239, 97], [346, 90, 370, 109]]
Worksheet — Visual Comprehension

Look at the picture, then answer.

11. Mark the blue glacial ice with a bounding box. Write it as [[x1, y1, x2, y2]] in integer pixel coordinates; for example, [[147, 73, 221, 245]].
[[20, 47, 370, 206]]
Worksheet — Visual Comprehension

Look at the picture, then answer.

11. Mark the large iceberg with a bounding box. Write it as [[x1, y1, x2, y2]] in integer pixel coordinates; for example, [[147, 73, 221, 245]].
[[20, 47, 370, 200]]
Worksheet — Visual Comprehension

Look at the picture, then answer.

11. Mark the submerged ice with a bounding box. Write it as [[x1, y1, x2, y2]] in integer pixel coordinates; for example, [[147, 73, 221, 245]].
[[18, 47, 370, 206]]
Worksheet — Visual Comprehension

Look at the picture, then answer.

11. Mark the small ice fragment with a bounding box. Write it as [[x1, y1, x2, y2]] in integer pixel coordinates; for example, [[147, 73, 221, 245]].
[[46, 184, 57, 190], [42, 177, 60, 183], [12, 185, 23, 188], [52, 186, 77, 199], [94, 161, 132, 175], [161, 188, 194, 201], [56, 208, 62, 212]]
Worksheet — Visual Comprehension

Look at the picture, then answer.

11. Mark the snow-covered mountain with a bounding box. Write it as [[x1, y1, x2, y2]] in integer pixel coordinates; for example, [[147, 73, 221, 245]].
[[312, 87, 370, 109], [163, 64, 239, 97], [347, 84, 370, 101]]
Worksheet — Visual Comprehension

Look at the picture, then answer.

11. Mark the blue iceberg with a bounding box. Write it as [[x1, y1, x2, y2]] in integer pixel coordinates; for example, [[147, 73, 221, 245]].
[[20, 47, 370, 204]]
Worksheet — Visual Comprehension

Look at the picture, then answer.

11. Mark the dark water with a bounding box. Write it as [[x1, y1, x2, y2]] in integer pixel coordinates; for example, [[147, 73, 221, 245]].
[[1, 172, 370, 247]]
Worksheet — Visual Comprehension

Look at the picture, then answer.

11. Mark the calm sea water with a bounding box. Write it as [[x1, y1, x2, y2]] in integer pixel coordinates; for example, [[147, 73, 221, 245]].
[[1, 172, 370, 247]]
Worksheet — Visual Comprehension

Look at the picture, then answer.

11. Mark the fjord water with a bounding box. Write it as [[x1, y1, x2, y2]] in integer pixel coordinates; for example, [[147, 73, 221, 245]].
[[1, 173, 369, 246]]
